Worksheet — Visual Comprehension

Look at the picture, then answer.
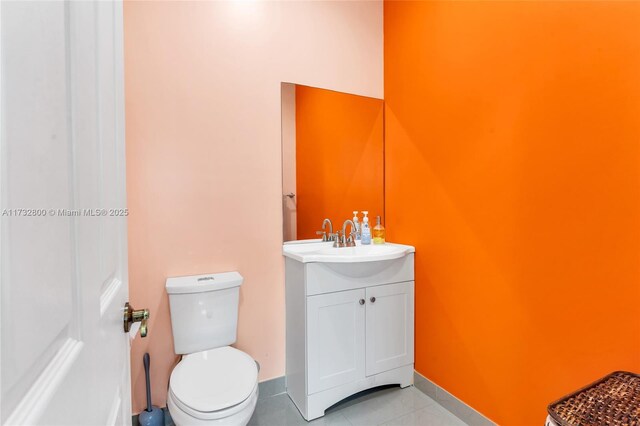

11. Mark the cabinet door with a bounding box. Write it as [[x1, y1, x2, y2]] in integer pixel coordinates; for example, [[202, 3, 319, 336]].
[[307, 289, 366, 394], [366, 281, 414, 376]]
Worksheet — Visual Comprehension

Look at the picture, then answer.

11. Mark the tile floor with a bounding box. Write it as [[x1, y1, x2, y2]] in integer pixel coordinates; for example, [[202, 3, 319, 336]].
[[154, 385, 468, 426], [248, 385, 468, 426]]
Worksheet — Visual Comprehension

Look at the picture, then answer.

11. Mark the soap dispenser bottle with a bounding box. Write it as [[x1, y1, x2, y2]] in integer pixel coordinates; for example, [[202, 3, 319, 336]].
[[361, 211, 371, 245], [352, 211, 361, 240], [373, 215, 385, 244]]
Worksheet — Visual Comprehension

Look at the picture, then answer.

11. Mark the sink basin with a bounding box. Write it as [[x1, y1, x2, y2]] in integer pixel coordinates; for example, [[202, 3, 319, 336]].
[[283, 241, 415, 263]]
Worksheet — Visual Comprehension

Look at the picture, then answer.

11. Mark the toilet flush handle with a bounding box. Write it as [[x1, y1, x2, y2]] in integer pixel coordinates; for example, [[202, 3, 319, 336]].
[[123, 302, 150, 337]]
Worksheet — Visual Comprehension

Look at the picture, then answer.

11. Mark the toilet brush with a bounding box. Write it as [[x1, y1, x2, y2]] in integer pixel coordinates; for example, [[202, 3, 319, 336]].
[[138, 353, 164, 426]]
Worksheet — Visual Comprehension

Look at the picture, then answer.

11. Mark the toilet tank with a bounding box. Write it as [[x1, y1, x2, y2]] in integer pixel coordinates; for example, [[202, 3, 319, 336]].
[[166, 272, 243, 355]]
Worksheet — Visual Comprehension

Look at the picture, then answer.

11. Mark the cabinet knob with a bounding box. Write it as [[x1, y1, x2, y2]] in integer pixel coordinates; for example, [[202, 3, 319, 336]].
[[359, 299, 365, 305], [370, 297, 376, 303]]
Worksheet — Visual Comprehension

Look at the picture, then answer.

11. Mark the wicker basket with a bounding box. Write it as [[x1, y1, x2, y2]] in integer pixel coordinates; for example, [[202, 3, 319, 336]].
[[547, 371, 640, 426]]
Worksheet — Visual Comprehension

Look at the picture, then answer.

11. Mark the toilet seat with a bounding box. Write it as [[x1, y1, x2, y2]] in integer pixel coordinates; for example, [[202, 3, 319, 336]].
[[167, 384, 258, 426], [169, 346, 258, 420], [169, 382, 258, 421]]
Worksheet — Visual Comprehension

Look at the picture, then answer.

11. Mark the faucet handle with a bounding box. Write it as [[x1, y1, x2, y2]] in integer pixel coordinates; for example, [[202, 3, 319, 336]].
[[346, 232, 357, 247], [316, 230, 328, 241], [332, 231, 344, 248]]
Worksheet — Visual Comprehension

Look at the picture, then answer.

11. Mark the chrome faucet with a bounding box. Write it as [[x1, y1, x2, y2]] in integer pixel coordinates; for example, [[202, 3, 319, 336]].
[[323, 218, 333, 235], [316, 218, 334, 242], [341, 220, 357, 247]]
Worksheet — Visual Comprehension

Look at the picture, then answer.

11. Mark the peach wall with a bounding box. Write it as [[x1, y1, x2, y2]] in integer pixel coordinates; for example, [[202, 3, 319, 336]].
[[124, 1, 382, 414], [295, 86, 384, 239], [385, 1, 640, 424]]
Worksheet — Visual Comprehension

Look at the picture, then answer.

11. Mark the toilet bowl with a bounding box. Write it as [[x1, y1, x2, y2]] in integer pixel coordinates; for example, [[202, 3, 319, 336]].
[[167, 346, 258, 426], [165, 272, 258, 426]]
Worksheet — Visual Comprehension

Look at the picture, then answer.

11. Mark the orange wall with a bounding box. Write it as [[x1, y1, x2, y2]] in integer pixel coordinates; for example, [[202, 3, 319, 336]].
[[384, 1, 640, 424], [296, 86, 384, 239]]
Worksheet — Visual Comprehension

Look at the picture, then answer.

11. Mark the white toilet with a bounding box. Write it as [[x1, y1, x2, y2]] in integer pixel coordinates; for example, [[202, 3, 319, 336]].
[[166, 272, 258, 426]]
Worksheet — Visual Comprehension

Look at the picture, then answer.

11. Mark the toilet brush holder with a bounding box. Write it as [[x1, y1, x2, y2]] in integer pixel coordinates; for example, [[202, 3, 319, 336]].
[[138, 406, 164, 426], [138, 353, 164, 426]]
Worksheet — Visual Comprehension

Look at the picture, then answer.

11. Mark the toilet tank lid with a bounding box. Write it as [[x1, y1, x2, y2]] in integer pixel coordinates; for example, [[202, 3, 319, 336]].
[[166, 272, 243, 294]]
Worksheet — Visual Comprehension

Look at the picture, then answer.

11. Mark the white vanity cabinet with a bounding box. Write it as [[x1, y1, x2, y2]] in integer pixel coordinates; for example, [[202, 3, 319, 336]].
[[365, 281, 414, 376], [284, 248, 415, 421], [307, 289, 366, 394]]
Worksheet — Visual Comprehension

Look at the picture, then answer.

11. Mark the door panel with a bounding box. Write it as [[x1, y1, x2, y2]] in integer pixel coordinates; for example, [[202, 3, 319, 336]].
[[307, 289, 366, 394], [365, 281, 414, 376], [1, 2, 76, 408], [1, 1, 130, 424]]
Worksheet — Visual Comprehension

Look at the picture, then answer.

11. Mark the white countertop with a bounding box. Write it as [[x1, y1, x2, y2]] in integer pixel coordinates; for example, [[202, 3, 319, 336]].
[[282, 241, 415, 263]]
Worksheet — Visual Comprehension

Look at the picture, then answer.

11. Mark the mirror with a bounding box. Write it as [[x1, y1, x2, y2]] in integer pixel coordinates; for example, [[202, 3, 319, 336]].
[[281, 83, 384, 242]]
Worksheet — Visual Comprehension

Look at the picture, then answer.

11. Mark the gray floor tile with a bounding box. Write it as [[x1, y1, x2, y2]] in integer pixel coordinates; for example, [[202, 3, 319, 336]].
[[248, 393, 352, 426], [379, 403, 468, 426], [248, 406, 305, 426], [248, 396, 302, 426], [252, 393, 293, 419], [338, 387, 437, 426], [434, 387, 490, 426], [308, 411, 352, 426], [249, 394, 303, 425], [259, 377, 287, 400], [249, 385, 470, 426]]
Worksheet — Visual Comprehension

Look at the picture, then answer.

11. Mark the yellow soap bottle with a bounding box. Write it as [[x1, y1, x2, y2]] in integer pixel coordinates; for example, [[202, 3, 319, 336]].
[[373, 215, 385, 244]]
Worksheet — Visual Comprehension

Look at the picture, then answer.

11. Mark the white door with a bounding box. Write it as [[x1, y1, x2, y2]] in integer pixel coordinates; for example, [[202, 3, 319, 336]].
[[307, 289, 366, 394], [1, 1, 132, 425], [365, 282, 414, 376]]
